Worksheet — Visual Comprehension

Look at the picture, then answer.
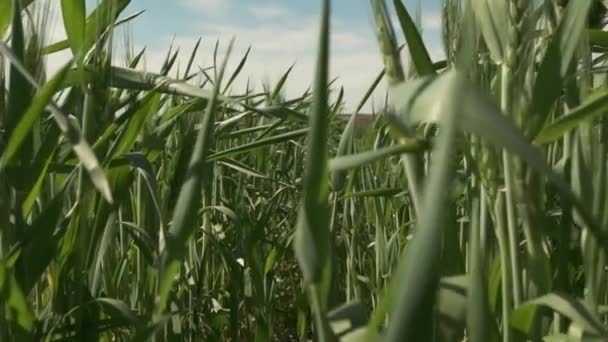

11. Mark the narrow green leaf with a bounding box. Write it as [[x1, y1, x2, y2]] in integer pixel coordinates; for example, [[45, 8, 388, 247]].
[[270, 63, 295, 103], [511, 293, 608, 337], [60, 0, 86, 57], [22, 139, 59, 215], [343, 187, 403, 198], [294, 0, 331, 286], [471, 0, 508, 63], [223, 46, 250, 93], [589, 29, 608, 47], [43, 0, 132, 54], [327, 302, 369, 338], [90, 212, 118, 295], [123, 153, 164, 225], [330, 111, 356, 191], [466, 200, 489, 342], [0, 0, 34, 36], [256, 105, 308, 123], [6, 0, 29, 143], [0, 41, 113, 203], [329, 68, 385, 192], [16, 192, 65, 294], [199, 206, 239, 223], [0, 61, 72, 171], [384, 72, 461, 341], [329, 143, 424, 173], [156, 39, 235, 318], [0, 0, 11, 36], [391, 71, 608, 256], [393, 0, 435, 76], [369, 0, 424, 213], [436, 276, 468, 341], [454, 0, 479, 72], [219, 159, 271, 181], [293, 0, 335, 340], [95, 298, 144, 327], [108, 66, 229, 102], [370, 0, 405, 84], [536, 86, 608, 144], [0, 262, 35, 331], [183, 37, 201, 79], [111, 92, 160, 157], [207, 128, 308, 161], [530, 0, 593, 136]]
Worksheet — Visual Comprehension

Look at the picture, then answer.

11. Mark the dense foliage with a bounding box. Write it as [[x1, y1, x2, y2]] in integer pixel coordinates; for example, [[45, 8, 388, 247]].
[[2, 0, 608, 341]]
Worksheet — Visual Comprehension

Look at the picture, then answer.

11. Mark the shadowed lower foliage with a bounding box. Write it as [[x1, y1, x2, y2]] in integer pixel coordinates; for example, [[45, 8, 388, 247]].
[[1, 0, 608, 341]]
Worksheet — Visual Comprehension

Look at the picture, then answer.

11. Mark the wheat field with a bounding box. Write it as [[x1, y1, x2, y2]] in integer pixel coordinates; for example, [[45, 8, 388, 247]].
[[1, 0, 608, 341]]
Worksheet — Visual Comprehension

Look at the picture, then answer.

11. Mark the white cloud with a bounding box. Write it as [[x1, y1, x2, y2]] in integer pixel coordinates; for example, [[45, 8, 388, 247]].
[[422, 12, 442, 31], [137, 13, 391, 111], [182, 0, 228, 12], [36, 0, 73, 77], [173, 8, 443, 110], [248, 3, 291, 20], [42, 0, 444, 112]]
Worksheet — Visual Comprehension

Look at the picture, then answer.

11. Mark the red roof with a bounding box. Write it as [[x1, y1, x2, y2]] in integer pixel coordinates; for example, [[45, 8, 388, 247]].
[[338, 113, 375, 129]]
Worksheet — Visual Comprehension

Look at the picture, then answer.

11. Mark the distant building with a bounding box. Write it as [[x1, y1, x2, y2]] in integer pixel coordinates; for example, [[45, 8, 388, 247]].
[[337, 113, 375, 129]]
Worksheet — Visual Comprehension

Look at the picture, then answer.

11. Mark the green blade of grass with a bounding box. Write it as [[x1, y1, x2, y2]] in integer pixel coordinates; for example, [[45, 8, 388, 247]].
[[536, 86, 608, 144], [270, 63, 295, 103], [454, 0, 479, 72], [529, 0, 593, 137], [294, 0, 330, 286], [0, 41, 113, 203], [183, 37, 201, 79], [108, 66, 229, 101], [370, 0, 405, 84], [0, 62, 72, 171], [471, 0, 508, 63], [437, 276, 468, 341], [293, 0, 335, 340], [60, 0, 86, 57], [383, 72, 460, 341], [15, 191, 66, 294], [467, 199, 489, 342], [223, 46, 250, 93], [255, 105, 308, 122], [370, 0, 424, 215], [22, 138, 59, 215], [5, 0, 29, 157], [393, 0, 435, 76], [589, 29, 608, 47], [0, 0, 34, 36], [328, 143, 425, 173], [342, 187, 404, 199], [327, 301, 369, 338], [390, 72, 608, 248], [110, 92, 160, 158], [0, 262, 35, 331], [155, 39, 234, 318], [43, 0, 132, 54], [94, 298, 144, 327], [207, 128, 308, 161], [330, 112, 357, 191], [511, 293, 608, 337]]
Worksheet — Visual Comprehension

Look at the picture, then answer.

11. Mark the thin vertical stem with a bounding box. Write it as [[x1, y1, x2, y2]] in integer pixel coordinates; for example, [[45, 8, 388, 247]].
[[480, 187, 488, 258], [501, 64, 523, 306], [369, 0, 424, 214], [495, 192, 513, 342], [309, 285, 335, 342]]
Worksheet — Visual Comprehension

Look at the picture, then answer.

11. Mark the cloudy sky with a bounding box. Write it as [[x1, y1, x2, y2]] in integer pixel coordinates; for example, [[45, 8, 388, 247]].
[[46, 0, 444, 111]]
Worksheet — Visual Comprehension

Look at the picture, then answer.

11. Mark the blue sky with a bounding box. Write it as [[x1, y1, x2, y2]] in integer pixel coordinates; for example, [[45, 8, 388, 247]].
[[49, 0, 444, 110]]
